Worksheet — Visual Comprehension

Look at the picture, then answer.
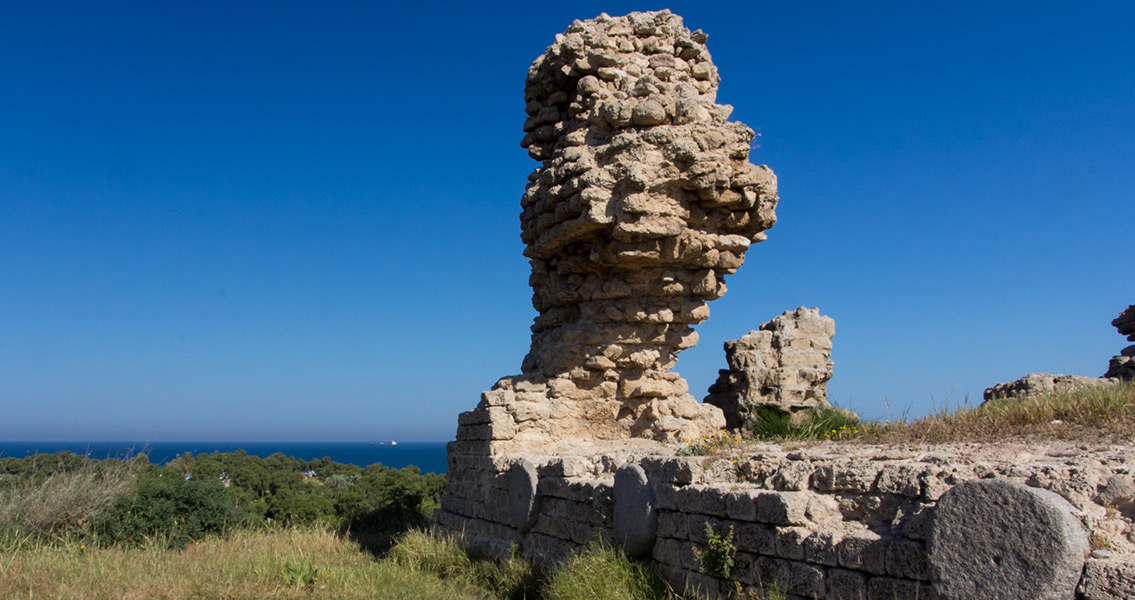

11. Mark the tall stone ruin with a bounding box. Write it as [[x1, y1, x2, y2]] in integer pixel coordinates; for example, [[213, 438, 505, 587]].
[[438, 9, 777, 557], [458, 9, 778, 452], [705, 307, 836, 429]]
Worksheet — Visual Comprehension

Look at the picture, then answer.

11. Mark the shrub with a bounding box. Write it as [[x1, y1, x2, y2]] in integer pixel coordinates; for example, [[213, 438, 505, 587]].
[[95, 477, 241, 548]]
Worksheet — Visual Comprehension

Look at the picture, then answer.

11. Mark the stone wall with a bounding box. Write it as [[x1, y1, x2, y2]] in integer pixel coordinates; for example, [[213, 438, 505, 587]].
[[705, 307, 836, 429], [438, 441, 1135, 599]]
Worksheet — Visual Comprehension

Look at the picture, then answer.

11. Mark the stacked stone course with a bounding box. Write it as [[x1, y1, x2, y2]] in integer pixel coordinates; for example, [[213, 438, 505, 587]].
[[442, 441, 1135, 598], [706, 307, 837, 429]]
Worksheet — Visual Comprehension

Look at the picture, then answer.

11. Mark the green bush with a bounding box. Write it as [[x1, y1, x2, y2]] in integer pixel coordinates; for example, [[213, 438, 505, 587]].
[[95, 477, 241, 548]]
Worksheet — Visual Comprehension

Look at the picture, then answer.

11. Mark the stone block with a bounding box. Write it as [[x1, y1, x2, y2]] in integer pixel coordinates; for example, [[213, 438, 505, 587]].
[[875, 463, 924, 497], [784, 560, 826, 598], [774, 526, 810, 561], [838, 531, 889, 575], [506, 459, 540, 533], [613, 464, 658, 557], [734, 521, 775, 555], [726, 489, 759, 521], [652, 537, 683, 567], [755, 491, 809, 525], [892, 501, 932, 541], [886, 539, 931, 581], [927, 478, 1088, 600], [754, 556, 791, 591], [815, 461, 880, 493], [770, 460, 814, 491], [803, 530, 842, 566], [866, 577, 937, 600], [826, 568, 868, 600]]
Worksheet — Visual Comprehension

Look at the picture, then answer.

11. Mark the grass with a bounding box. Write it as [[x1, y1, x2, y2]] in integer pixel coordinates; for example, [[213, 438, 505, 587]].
[[0, 527, 488, 600], [0, 457, 135, 543], [544, 542, 671, 600], [752, 381, 1135, 446]]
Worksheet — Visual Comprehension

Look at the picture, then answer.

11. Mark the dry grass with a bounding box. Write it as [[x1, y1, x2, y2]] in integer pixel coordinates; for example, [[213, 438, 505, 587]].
[[0, 458, 135, 542], [827, 381, 1135, 445], [0, 527, 487, 600]]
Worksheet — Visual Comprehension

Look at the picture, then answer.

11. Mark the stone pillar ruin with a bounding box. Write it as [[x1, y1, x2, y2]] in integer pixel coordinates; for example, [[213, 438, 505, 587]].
[[438, 9, 777, 558], [704, 307, 836, 429], [460, 9, 778, 452]]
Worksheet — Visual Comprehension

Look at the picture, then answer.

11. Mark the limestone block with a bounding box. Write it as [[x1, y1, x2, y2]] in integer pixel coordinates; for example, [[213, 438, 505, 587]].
[[803, 530, 842, 566], [837, 531, 889, 575], [814, 461, 881, 493], [875, 463, 924, 497], [755, 491, 809, 525], [506, 459, 540, 533], [613, 464, 658, 557], [886, 539, 931, 581], [652, 536, 683, 567], [826, 568, 868, 600], [784, 560, 826, 598], [734, 521, 776, 555], [725, 489, 759, 521], [774, 526, 810, 561], [927, 478, 1088, 600]]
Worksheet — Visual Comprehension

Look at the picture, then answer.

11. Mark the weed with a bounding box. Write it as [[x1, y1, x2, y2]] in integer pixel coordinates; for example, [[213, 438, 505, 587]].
[[678, 429, 743, 456], [280, 560, 325, 589], [692, 522, 735, 579]]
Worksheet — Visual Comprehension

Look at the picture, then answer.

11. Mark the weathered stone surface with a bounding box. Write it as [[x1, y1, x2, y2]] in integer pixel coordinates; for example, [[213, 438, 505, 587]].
[[498, 9, 778, 444], [1080, 557, 1135, 600], [983, 372, 1117, 403], [705, 307, 836, 428], [507, 459, 540, 533], [927, 478, 1087, 600], [613, 464, 658, 556]]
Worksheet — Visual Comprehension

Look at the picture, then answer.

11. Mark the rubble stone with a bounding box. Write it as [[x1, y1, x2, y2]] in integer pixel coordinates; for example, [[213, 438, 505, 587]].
[[983, 372, 1118, 403], [705, 307, 835, 428], [1105, 305, 1135, 380]]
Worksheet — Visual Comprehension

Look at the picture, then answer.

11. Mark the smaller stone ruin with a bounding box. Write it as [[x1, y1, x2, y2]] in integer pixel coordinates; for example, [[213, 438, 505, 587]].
[[705, 306, 835, 429], [1105, 304, 1135, 380], [984, 303, 1134, 402]]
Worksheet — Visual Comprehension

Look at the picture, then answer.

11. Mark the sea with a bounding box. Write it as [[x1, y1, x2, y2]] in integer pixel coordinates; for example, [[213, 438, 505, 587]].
[[0, 441, 450, 474]]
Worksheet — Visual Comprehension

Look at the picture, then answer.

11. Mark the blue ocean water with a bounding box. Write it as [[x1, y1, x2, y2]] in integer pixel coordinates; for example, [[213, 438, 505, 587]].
[[0, 441, 449, 474]]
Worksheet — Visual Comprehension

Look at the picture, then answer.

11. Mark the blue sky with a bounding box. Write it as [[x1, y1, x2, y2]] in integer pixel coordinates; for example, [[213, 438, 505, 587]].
[[1, 1, 1131, 442]]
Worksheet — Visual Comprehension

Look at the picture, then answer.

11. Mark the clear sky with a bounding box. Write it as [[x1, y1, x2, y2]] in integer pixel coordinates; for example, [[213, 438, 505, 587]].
[[2, 1, 1132, 442]]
